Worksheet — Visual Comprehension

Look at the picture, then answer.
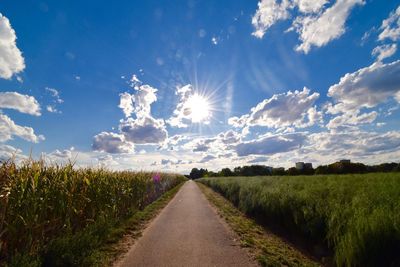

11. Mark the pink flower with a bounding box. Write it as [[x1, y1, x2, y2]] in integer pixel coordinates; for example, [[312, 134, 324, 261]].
[[152, 173, 161, 183]]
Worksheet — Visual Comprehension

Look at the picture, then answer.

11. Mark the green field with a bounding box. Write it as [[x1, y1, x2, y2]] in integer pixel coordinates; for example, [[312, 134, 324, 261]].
[[0, 160, 186, 266], [199, 173, 400, 266]]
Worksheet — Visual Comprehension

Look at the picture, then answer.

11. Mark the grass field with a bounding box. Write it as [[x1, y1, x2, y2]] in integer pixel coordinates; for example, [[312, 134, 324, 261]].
[[0, 160, 186, 266], [199, 173, 400, 266], [197, 182, 320, 267]]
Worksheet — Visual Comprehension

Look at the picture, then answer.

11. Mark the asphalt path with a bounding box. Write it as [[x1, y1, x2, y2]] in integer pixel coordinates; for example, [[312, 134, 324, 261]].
[[116, 180, 257, 267]]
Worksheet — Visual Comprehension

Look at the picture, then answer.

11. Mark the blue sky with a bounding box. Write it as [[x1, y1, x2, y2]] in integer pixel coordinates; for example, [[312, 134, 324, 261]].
[[1, 0, 400, 173]]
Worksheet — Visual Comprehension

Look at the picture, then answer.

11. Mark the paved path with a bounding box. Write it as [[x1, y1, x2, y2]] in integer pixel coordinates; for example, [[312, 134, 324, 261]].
[[116, 180, 256, 267]]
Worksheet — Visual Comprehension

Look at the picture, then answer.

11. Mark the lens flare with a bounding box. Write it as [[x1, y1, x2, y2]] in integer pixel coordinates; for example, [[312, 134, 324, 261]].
[[185, 94, 211, 123]]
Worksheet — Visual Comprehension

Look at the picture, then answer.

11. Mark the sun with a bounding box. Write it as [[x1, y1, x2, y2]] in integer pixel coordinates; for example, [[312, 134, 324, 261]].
[[185, 94, 211, 123]]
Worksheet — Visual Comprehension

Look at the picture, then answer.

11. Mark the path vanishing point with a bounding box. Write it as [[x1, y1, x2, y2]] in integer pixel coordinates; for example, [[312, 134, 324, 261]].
[[116, 180, 257, 267]]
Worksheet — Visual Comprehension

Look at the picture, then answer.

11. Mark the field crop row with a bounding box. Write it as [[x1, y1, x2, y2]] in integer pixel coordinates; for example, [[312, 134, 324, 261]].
[[0, 160, 186, 266], [199, 173, 400, 266]]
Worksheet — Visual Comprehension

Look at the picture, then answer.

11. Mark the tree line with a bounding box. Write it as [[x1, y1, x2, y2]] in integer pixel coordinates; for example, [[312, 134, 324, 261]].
[[187, 161, 400, 179]]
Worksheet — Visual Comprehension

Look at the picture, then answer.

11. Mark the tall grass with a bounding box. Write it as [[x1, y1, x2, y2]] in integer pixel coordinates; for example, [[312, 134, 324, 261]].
[[199, 173, 400, 266], [0, 159, 186, 265]]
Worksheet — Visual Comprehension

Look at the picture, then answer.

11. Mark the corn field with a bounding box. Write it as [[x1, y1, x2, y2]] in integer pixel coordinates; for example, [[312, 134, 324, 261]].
[[0, 159, 186, 265]]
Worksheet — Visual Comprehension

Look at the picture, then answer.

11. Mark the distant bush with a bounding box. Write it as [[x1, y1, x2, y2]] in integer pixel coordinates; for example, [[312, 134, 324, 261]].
[[189, 161, 400, 179], [199, 174, 400, 266]]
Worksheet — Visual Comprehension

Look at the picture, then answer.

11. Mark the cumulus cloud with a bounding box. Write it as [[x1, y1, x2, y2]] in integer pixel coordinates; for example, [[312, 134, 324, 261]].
[[92, 132, 134, 154], [326, 111, 378, 129], [183, 137, 216, 153], [372, 44, 397, 61], [326, 60, 400, 129], [119, 92, 134, 117], [160, 158, 186, 166], [229, 88, 320, 130], [217, 130, 241, 144], [252, 0, 363, 53], [235, 133, 306, 157], [167, 84, 193, 128], [199, 154, 216, 163], [181, 130, 242, 155], [0, 14, 25, 79], [0, 113, 44, 143], [378, 5, 400, 42], [0, 144, 26, 161], [42, 147, 77, 161], [294, 0, 327, 13], [117, 79, 158, 118], [328, 60, 400, 112], [117, 83, 167, 144], [292, 0, 364, 53], [120, 117, 167, 144], [0, 91, 43, 145], [0, 92, 41, 115], [131, 84, 158, 118], [94, 78, 168, 151], [252, 0, 292, 38], [309, 130, 400, 157], [50, 149, 73, 159], [167, 134, 189, 146]]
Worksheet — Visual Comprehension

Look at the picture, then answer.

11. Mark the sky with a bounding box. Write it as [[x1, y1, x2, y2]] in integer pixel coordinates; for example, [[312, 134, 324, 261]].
[[0, 0, 400, 173]]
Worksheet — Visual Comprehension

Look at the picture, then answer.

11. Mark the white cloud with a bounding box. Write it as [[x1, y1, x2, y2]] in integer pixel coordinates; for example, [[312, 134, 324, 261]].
[[228, 115, 249, 128], [252, 0, 292, 38], [235, 132, 306, 156], [119, 83, 166, 144], [292, 0, 364, 54], [0, 144, 26, 161], [120, 116, 167, 144], [0, 14, 25, 79], [183, 137, 216, 153], [94, 79, 168, 150], [294, 0, 327, 14], [0, 113, 44, 143], [378, 5, 400, 42], [167, 134, 189, 146], [118, 84, 158, 119], [309, 130, 400, 158], [0, 92, 41, 115], [180, 130, 242, 156], [45, 87, 63, 104], [131, 84, 157, 118], [252, 0, 363, 53], [326, 111, 378, 129], [45, 88, 63, 113], [217, 130, 241, 144], [229, 87, 320, 129], [92, 132, 134, 154], [328, 60, 400, 112], [46, 105, 60, 114], [372, 44, 397, 61], [167, 84, 193, 128], [47, 148, 75, 159], [118, 92, 134, 117]]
